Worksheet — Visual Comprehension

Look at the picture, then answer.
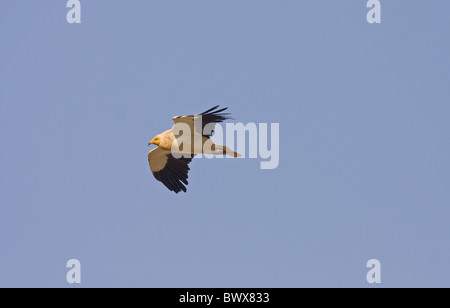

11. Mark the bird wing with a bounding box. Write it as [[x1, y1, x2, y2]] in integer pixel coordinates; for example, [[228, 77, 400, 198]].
[[148, 147, 194, 193], [172, 105, 232, 137]]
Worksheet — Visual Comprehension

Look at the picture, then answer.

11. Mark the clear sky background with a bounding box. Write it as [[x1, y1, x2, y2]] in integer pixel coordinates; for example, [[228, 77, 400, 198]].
[[0, 1, 449, 287]]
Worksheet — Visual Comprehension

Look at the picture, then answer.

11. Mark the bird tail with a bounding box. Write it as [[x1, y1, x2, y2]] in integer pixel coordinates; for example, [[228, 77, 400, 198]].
[[217, 145, 241, 157]]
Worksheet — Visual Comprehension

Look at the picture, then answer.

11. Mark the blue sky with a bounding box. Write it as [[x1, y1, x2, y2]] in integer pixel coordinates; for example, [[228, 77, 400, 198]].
[[0, 1, 449, 287]]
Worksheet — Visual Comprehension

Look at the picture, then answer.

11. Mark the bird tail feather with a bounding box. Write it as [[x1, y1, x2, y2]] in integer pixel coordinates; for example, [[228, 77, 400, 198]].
[[216, 145, 241, 157]]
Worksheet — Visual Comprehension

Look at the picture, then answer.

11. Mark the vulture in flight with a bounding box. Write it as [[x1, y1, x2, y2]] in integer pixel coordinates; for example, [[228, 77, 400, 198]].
[[147, 106, 240, 193]]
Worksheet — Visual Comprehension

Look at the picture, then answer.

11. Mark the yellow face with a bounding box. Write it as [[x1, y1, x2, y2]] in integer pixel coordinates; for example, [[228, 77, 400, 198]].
[[149, 136, 161, 146]]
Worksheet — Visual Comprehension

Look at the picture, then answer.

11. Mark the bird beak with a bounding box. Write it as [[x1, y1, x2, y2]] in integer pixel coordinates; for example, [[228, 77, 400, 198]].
[[148, 141, 153, 146]]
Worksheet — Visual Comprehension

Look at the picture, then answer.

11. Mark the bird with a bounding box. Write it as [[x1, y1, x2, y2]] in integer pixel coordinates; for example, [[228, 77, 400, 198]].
[[147, 106, 241, 193]]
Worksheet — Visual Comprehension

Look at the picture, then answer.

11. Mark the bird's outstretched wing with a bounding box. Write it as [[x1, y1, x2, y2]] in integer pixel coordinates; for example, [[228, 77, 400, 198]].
[[148, 147, 194, 193], [172, 105, 232, 137]]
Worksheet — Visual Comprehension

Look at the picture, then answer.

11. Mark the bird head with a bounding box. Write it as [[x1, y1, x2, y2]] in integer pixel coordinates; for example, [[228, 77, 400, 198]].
[[148, 136, 161, 146]]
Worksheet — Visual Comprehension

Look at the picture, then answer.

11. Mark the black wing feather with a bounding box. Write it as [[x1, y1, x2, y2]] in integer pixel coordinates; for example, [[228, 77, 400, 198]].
[[173, 105, 233, 137], [200, 105, 233, 137], [152, 154, 195, 193]]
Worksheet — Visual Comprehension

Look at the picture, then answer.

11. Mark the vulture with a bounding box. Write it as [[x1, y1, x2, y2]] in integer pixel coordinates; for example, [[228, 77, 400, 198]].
[[147, 106, 240, 193]]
